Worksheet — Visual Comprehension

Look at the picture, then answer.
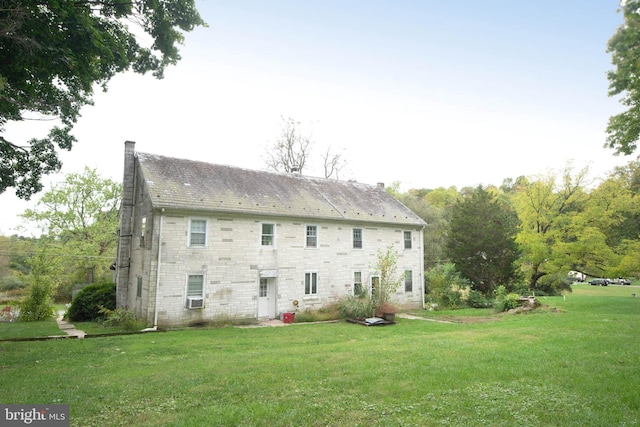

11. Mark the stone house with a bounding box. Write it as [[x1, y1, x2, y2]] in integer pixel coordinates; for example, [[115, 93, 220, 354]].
[[115, 141, 427, 328]]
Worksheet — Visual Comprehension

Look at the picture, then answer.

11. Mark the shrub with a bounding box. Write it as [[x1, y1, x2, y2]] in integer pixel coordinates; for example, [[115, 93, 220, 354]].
[[19, 281, 55, 322], [424, 263, 468, 309], [66, 282, 116, 321], [98, 306, 145, 331], [440, 290, 462, 308], [338, 296, 373, 319], [467, 290, 494, 308], [497, 293, 522, 312], [294, 302, 342, 323]]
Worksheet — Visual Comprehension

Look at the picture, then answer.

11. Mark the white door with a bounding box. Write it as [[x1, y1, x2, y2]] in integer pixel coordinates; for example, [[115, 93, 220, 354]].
[[258, 278, 276, 319]]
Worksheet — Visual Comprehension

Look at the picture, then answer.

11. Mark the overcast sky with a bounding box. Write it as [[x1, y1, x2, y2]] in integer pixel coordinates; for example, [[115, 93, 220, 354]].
[[1, 0, 633, 236]]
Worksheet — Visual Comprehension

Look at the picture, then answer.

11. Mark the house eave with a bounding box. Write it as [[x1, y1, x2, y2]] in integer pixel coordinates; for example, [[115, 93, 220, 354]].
[[150, 204, 427, 228]]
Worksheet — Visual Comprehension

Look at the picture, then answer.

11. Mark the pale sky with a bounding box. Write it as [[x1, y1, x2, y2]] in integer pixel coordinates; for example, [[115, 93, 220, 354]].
[[1, 0, 633, 236]]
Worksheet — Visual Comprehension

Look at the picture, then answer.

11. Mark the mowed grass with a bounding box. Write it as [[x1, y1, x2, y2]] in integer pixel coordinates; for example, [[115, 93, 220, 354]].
[[0, 318, 62, 339], [0, 285, 638, 427]]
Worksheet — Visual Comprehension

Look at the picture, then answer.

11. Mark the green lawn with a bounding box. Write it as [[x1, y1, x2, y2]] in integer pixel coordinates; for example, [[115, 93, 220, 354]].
[[0, 318, 63, 339], [0, 284, 638, 426]]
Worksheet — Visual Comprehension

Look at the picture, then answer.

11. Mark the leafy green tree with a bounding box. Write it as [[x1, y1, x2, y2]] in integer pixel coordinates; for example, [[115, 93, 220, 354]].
[[0, 0, 206, 199], [424, 262, 468, 308], [512, 166, 590, 289], [0, 235, 36, 292], [372, 246, 403, 311], [572, 160, 640, 278], [445, 185, 520, 294], [606, 0, 640, 154], [393, 187, 452, 270], [21, 168, 120, 295], [19, 247, 62, 321]]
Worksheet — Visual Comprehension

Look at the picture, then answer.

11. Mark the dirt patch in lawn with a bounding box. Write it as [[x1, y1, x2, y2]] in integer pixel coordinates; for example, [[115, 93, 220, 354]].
[[434, 314, 503, 324]]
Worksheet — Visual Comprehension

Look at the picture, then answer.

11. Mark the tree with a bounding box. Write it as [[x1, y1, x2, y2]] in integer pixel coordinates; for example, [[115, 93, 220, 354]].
[[21, 167, 120, 293], [371, 246, 404, 311], [19, 246, 62, 321], [424, 262, 468, 308], [445, 186, 520, 294], [0, 235, 35, 292], [0, 1, 206, 199], [392, 186, 454, 270], [512, 166, 591, 289], [322, 146, 347, 179], [606, 0, 640, 155], [264, 116, 314, 173], [572, 160, 640, 278]]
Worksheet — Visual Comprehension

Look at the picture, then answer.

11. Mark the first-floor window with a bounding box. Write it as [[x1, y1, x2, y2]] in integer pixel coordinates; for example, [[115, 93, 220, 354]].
[[305, 272, 318, 295], [136, 276, 143, 298], [371, 275, 380, 299], [187, 274, 205, 298], [404, 270, 413, 292], [353, 271, 363, 296]]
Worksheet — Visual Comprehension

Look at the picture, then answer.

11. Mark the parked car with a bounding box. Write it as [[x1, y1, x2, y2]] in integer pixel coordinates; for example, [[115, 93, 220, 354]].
[[589, 278, 609, 286], [618, 278, 632, 286]]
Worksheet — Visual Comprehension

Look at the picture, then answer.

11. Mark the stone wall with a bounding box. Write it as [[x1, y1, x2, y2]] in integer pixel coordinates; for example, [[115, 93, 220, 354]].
[[136, 211, 424, 328]]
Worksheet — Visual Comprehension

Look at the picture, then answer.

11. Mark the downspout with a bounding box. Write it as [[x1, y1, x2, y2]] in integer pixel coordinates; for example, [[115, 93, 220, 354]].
[[153, 208, 165, 329], [420, 226, 426, 310], [142, 208, 164, 332]]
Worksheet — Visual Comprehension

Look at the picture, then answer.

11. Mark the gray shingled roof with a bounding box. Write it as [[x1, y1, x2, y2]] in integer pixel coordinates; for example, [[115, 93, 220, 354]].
[[136, 152, 426, 227]]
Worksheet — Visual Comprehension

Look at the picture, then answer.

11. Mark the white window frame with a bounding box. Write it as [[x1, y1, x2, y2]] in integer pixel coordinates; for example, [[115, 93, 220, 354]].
[[261, 223, 275, 247], [259, 278, 268, 297], [353, 271, 363, 296], [352, 228, 363, 249], [305, 225, 318, 248], [370, 274, 380, 300], [404, 270, 413, 293], [188, 218, 208, 247], [304, 271, 318, 295], [186, 274, 205, 298], [403, 230, 412, 250]]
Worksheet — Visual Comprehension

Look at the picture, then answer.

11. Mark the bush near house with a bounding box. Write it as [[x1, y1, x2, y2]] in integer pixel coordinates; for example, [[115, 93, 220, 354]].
[[338, 296, 374, 319], [65, 282, 116, 322], [466, 290, 494, 308]]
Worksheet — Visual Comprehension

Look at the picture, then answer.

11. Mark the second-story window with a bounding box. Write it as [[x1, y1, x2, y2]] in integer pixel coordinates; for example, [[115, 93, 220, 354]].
[[189, 219, 207, 247], [404, 231, 412, 249], [353, 228, 363, 249], [261, 223, 274, 246], [306, 225, 317, 248], [140, 217, 147, 247]]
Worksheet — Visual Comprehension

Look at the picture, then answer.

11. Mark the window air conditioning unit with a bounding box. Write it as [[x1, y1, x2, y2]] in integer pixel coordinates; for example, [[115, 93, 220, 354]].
[[186, 297, 204, 309]]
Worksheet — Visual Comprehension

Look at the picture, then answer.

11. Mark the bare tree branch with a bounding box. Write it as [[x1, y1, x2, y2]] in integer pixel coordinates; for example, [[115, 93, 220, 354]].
[[264, 116, 313, 173]]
